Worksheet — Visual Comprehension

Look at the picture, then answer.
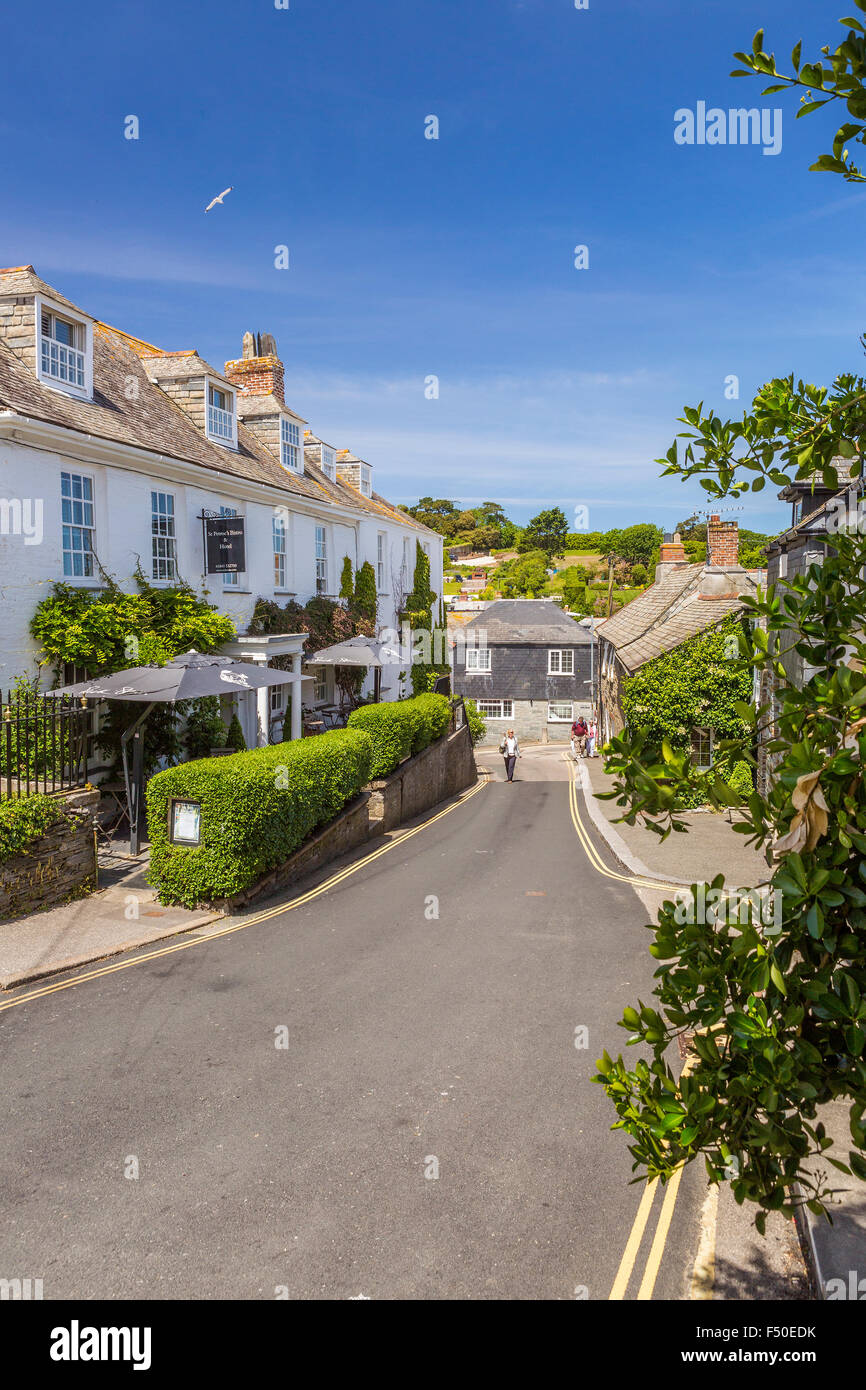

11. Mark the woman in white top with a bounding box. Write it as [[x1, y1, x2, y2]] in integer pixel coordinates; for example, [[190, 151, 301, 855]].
[[499, 729, 521, 782], [586, 719, 598, 758]]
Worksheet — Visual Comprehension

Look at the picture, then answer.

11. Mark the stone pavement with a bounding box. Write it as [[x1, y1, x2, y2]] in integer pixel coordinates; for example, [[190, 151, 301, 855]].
[[0, 854, 220, 990], [580, 753, 769, 889]]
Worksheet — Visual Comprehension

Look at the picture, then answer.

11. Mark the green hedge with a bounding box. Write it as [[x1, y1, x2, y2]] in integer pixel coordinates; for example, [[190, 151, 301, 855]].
[[346, 693, 452, 778], [0, 794, 69, 863], [146, 728, 373, 908]]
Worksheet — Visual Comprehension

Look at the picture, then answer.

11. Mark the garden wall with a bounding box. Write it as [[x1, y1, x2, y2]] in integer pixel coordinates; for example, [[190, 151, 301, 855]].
[[0, 792, 99, 921]]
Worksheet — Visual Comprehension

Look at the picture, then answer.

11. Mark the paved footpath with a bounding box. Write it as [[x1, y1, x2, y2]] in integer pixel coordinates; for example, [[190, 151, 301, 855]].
[[0, 747, 806, 1300]]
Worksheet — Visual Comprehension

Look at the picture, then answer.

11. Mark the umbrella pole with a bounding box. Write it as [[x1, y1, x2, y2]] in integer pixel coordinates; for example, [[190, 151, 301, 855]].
[[121, 703, 155, 857], [374, 667, 381, 703]]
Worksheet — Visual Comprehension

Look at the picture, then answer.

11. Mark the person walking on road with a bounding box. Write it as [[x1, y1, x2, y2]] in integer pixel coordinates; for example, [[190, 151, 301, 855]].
[[586, 717, 598, 759], [571, 715, 588, 758], [499, 728, 521, 782]]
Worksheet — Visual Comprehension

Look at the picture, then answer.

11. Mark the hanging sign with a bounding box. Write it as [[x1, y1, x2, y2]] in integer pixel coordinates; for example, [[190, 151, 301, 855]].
[[203, 515, 246, 574]]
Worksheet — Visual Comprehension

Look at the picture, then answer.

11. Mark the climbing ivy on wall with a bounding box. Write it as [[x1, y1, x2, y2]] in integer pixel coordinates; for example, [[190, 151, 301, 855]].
[[620, 615, 753, 750]]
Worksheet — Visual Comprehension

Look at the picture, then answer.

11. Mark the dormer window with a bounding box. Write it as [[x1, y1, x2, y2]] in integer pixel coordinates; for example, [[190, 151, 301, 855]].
[[322, 446, 336, 482], [281, 417, 302, 472], [37, 301, 91, 397], [360, 464, 372, 497], [207, 382, 236, 446]]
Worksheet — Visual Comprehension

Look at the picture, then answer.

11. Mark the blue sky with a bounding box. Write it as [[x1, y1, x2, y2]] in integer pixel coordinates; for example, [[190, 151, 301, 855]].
[[2, 0, 863, 535]]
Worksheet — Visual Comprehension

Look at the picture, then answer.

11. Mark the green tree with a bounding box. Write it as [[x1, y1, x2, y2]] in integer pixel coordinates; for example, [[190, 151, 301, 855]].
[[405, 541, 447, 695], [339, 556, 354, 601], [732, 6, 866, 182], [519, 507, 569, 558], [600, 524, 662, 567], [597, 329, 866, 1224], [353, 561, 378, 626]]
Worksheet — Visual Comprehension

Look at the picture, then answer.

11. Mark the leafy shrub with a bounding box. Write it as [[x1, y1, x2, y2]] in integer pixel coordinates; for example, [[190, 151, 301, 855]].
[[225, 713, 246, 752], [347, 693, 452, 778], [462, 698, 486, 746], [146, 728, 373, 907], [0, 795, 68, 862], [183, 698, 226, 760]]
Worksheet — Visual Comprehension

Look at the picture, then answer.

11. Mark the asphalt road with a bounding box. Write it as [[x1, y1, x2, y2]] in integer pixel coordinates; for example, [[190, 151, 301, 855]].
[[0, 747, 712, 1300]]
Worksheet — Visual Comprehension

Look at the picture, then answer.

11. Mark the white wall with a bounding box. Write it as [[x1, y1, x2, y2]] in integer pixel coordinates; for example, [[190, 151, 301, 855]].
[[0, 437, 443, 701]]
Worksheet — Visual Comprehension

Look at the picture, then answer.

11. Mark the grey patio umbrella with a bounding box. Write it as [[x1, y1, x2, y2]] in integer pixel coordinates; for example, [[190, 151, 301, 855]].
[[53, 650, 312, 855], [304, 635, 388, 702]]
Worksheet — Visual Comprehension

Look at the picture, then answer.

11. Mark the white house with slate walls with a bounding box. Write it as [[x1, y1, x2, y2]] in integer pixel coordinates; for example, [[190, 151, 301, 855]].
[[0, 266, 442, 748]]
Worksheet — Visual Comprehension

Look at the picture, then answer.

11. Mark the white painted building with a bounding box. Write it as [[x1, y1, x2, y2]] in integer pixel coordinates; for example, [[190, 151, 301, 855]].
[[0, 266, 442, 748]]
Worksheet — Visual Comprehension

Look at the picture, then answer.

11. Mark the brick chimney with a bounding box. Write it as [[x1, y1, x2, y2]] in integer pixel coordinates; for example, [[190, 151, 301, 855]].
[[707, 515, 738, 568], [224, 331, 284, 404], [658, 532, 686, 565]]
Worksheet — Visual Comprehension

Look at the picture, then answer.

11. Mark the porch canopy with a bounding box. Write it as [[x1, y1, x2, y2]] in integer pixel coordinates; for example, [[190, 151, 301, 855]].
[[54, 650, 313, 854], [304, 635, 389, 703]]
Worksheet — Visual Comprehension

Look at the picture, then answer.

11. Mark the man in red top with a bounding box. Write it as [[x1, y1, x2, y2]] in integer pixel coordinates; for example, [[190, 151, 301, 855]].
[[571, 716, 588, 758]]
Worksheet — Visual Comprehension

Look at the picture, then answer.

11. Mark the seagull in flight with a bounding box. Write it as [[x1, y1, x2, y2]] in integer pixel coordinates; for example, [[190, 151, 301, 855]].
[[205, 186, 233, 213]]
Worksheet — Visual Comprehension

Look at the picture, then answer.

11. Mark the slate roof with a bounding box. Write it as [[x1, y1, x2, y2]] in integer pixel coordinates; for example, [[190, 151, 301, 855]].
[[597, 563, 759, 674], [462, 599, 593, 645], [0, 265, 436, 536], [596, 565, 700, 648]]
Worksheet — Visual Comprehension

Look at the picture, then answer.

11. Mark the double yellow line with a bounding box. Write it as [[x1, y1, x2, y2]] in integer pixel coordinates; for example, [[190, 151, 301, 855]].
[[563, 755, 697, 1299], [0, 777, 487, 1015], [564, 755, 682, 895]]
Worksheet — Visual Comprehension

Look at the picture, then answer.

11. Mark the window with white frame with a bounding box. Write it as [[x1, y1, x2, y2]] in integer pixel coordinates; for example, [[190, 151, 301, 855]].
[[403, 537, 412, 579], [476, 699, 513, 720], [313, 667, 328, 702], [220, 505, 240, 587], [465, 647, 491, 673], [207, 384, 235, 444], [270, 683, 285, 714], [377, 533, 386, 591], [360, 464, 372, 497], [690, 727, 713, 770], [548, 701, 573, 722], [315, 524, 328, 594], [322, 446, 337, 481], [61, 471, 95, 578], [273, 513, 287, 588], [151, 491, 177, 581], [548, 649, 574, 675], [281, 417, 301, 472], [41, 308, 87, 390]]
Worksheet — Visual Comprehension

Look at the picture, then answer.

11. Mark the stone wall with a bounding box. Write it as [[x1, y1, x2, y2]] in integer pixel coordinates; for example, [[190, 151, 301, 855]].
[[368, 721, 477, 831], [0, 801, 98, 921]]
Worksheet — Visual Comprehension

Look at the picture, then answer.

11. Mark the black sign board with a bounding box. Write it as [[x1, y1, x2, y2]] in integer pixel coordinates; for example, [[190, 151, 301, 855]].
[[203, 516, 246, 574]]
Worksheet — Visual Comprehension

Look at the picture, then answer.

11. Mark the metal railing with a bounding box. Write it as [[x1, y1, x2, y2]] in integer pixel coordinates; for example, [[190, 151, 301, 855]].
[[1, 689, 90, 799]]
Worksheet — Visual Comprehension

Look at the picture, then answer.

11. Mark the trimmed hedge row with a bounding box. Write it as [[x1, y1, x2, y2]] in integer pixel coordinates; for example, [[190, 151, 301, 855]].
[[146, 728, 373, 907], [346, 692, 452, 778]]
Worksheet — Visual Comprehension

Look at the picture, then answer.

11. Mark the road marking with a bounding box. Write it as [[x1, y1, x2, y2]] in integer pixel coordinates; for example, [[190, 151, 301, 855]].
[[608, 1177, 659, 1300], [636, 1162, 686, 1300], [0, 777, 487, 1015], [564, 756, 682, 894], [565, 756, 702, 1297]]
